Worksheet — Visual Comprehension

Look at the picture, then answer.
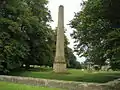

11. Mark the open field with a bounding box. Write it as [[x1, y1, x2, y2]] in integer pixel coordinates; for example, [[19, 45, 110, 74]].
[[8, 67, 120, 83], [0, 81, 63, 90]]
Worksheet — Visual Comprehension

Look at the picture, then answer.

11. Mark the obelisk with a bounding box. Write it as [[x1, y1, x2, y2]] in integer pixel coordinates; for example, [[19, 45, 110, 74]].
[[53, 5, 67, 73]]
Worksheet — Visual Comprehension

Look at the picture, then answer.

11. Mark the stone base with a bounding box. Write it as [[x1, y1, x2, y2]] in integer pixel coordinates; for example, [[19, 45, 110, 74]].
[[53, 63, 67, 73]]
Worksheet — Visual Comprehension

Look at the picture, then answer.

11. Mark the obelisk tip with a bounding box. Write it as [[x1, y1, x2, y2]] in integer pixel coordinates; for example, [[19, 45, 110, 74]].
[[59, 5, 64, 7]]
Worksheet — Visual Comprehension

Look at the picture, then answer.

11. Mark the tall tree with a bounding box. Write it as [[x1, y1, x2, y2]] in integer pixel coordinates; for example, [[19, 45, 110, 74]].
[[70, 0, 120, 69], [22, 0, 52, 68], [0, 0, 53, 72], [0, 0, 31, 73]]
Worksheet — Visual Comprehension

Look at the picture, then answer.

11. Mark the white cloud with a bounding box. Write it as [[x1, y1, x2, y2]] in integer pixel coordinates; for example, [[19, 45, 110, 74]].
[[48, 0, 86, 62]]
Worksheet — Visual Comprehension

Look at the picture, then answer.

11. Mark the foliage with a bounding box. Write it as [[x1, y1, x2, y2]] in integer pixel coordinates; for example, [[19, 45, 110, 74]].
[[0, 0, 31, 72], [0, 0, 53, 72], [66, 47, 81, 69], [93, 65, 100, 71], [102, 0, 120, 26], [70, 0, 120, 69]]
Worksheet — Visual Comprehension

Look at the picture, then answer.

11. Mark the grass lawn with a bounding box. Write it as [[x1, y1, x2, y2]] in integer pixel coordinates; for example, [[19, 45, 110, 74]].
[[0, 81, 63, 90], [8, 67, 120, 83]]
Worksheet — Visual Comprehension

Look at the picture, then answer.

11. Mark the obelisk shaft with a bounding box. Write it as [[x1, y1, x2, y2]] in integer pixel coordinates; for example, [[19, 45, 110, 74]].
[[53, 5, 67, 73], [56, 5, 64, 60]]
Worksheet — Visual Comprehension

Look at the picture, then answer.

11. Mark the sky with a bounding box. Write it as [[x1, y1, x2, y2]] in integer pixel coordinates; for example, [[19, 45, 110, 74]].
[[48, 0, 86, 62]]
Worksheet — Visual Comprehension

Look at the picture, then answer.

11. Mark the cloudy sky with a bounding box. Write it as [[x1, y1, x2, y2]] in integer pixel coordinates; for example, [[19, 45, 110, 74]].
[[48, 0, 86, 62]]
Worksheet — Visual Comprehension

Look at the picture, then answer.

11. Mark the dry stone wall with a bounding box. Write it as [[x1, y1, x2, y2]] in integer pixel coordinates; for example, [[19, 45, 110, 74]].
[[0, 75, 120, 90]]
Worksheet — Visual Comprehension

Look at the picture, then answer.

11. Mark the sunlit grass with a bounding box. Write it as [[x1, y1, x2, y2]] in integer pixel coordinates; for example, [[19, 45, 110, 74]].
[[0, 81, 63, 90]]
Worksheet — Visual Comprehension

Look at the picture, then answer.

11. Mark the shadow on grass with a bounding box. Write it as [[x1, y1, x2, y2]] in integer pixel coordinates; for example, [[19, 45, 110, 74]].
[[76, 74, 120, 83], [28, 67, 52, 72], [8, 67, 52, 76]]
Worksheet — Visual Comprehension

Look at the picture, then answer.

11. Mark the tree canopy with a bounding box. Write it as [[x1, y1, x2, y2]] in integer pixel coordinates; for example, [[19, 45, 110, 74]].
[[70, 0, 120, 70], [0, 0, 53, 73]]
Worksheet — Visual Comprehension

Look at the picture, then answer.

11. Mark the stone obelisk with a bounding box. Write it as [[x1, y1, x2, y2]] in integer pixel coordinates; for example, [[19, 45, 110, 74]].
[[53, 5, 67, 73]]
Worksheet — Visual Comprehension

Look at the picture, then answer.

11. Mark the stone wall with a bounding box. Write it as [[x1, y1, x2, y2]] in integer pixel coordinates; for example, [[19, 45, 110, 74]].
[[0, 75, 120, 90]]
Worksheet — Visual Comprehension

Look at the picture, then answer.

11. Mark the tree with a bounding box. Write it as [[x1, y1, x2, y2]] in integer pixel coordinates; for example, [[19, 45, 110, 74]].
[[22, 0, 52, 68], [102, 0, 120, 27], [0, 0, 53, 72], [0, 0, 30, 73], [70, 0, 120, 70], [66, 47, 81, 69]]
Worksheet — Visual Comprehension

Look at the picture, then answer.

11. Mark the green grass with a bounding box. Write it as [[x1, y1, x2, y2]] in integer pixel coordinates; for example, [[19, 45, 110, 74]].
[[8, 67, 120, 83], [0, 81, 63, 90]]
